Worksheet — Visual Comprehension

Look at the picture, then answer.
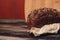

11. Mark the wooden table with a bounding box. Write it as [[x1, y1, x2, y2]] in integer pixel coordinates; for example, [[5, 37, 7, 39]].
[[0, 25, 60, 40]]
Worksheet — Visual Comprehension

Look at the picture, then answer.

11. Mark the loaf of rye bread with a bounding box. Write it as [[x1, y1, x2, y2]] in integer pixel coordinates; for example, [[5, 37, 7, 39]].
[[27, 8, 60, 29]]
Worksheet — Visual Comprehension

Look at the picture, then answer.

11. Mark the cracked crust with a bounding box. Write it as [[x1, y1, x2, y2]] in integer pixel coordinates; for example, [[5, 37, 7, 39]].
[[27, 8, 60, 28]]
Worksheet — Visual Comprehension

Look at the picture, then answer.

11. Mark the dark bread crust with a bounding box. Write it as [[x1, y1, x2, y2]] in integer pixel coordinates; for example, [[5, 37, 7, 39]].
[[27, 8, 60, 28]]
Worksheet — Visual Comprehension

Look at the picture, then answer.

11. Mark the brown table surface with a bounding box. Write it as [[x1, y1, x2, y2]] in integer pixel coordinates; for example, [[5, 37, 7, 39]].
[[0, 25, 60, 40]]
